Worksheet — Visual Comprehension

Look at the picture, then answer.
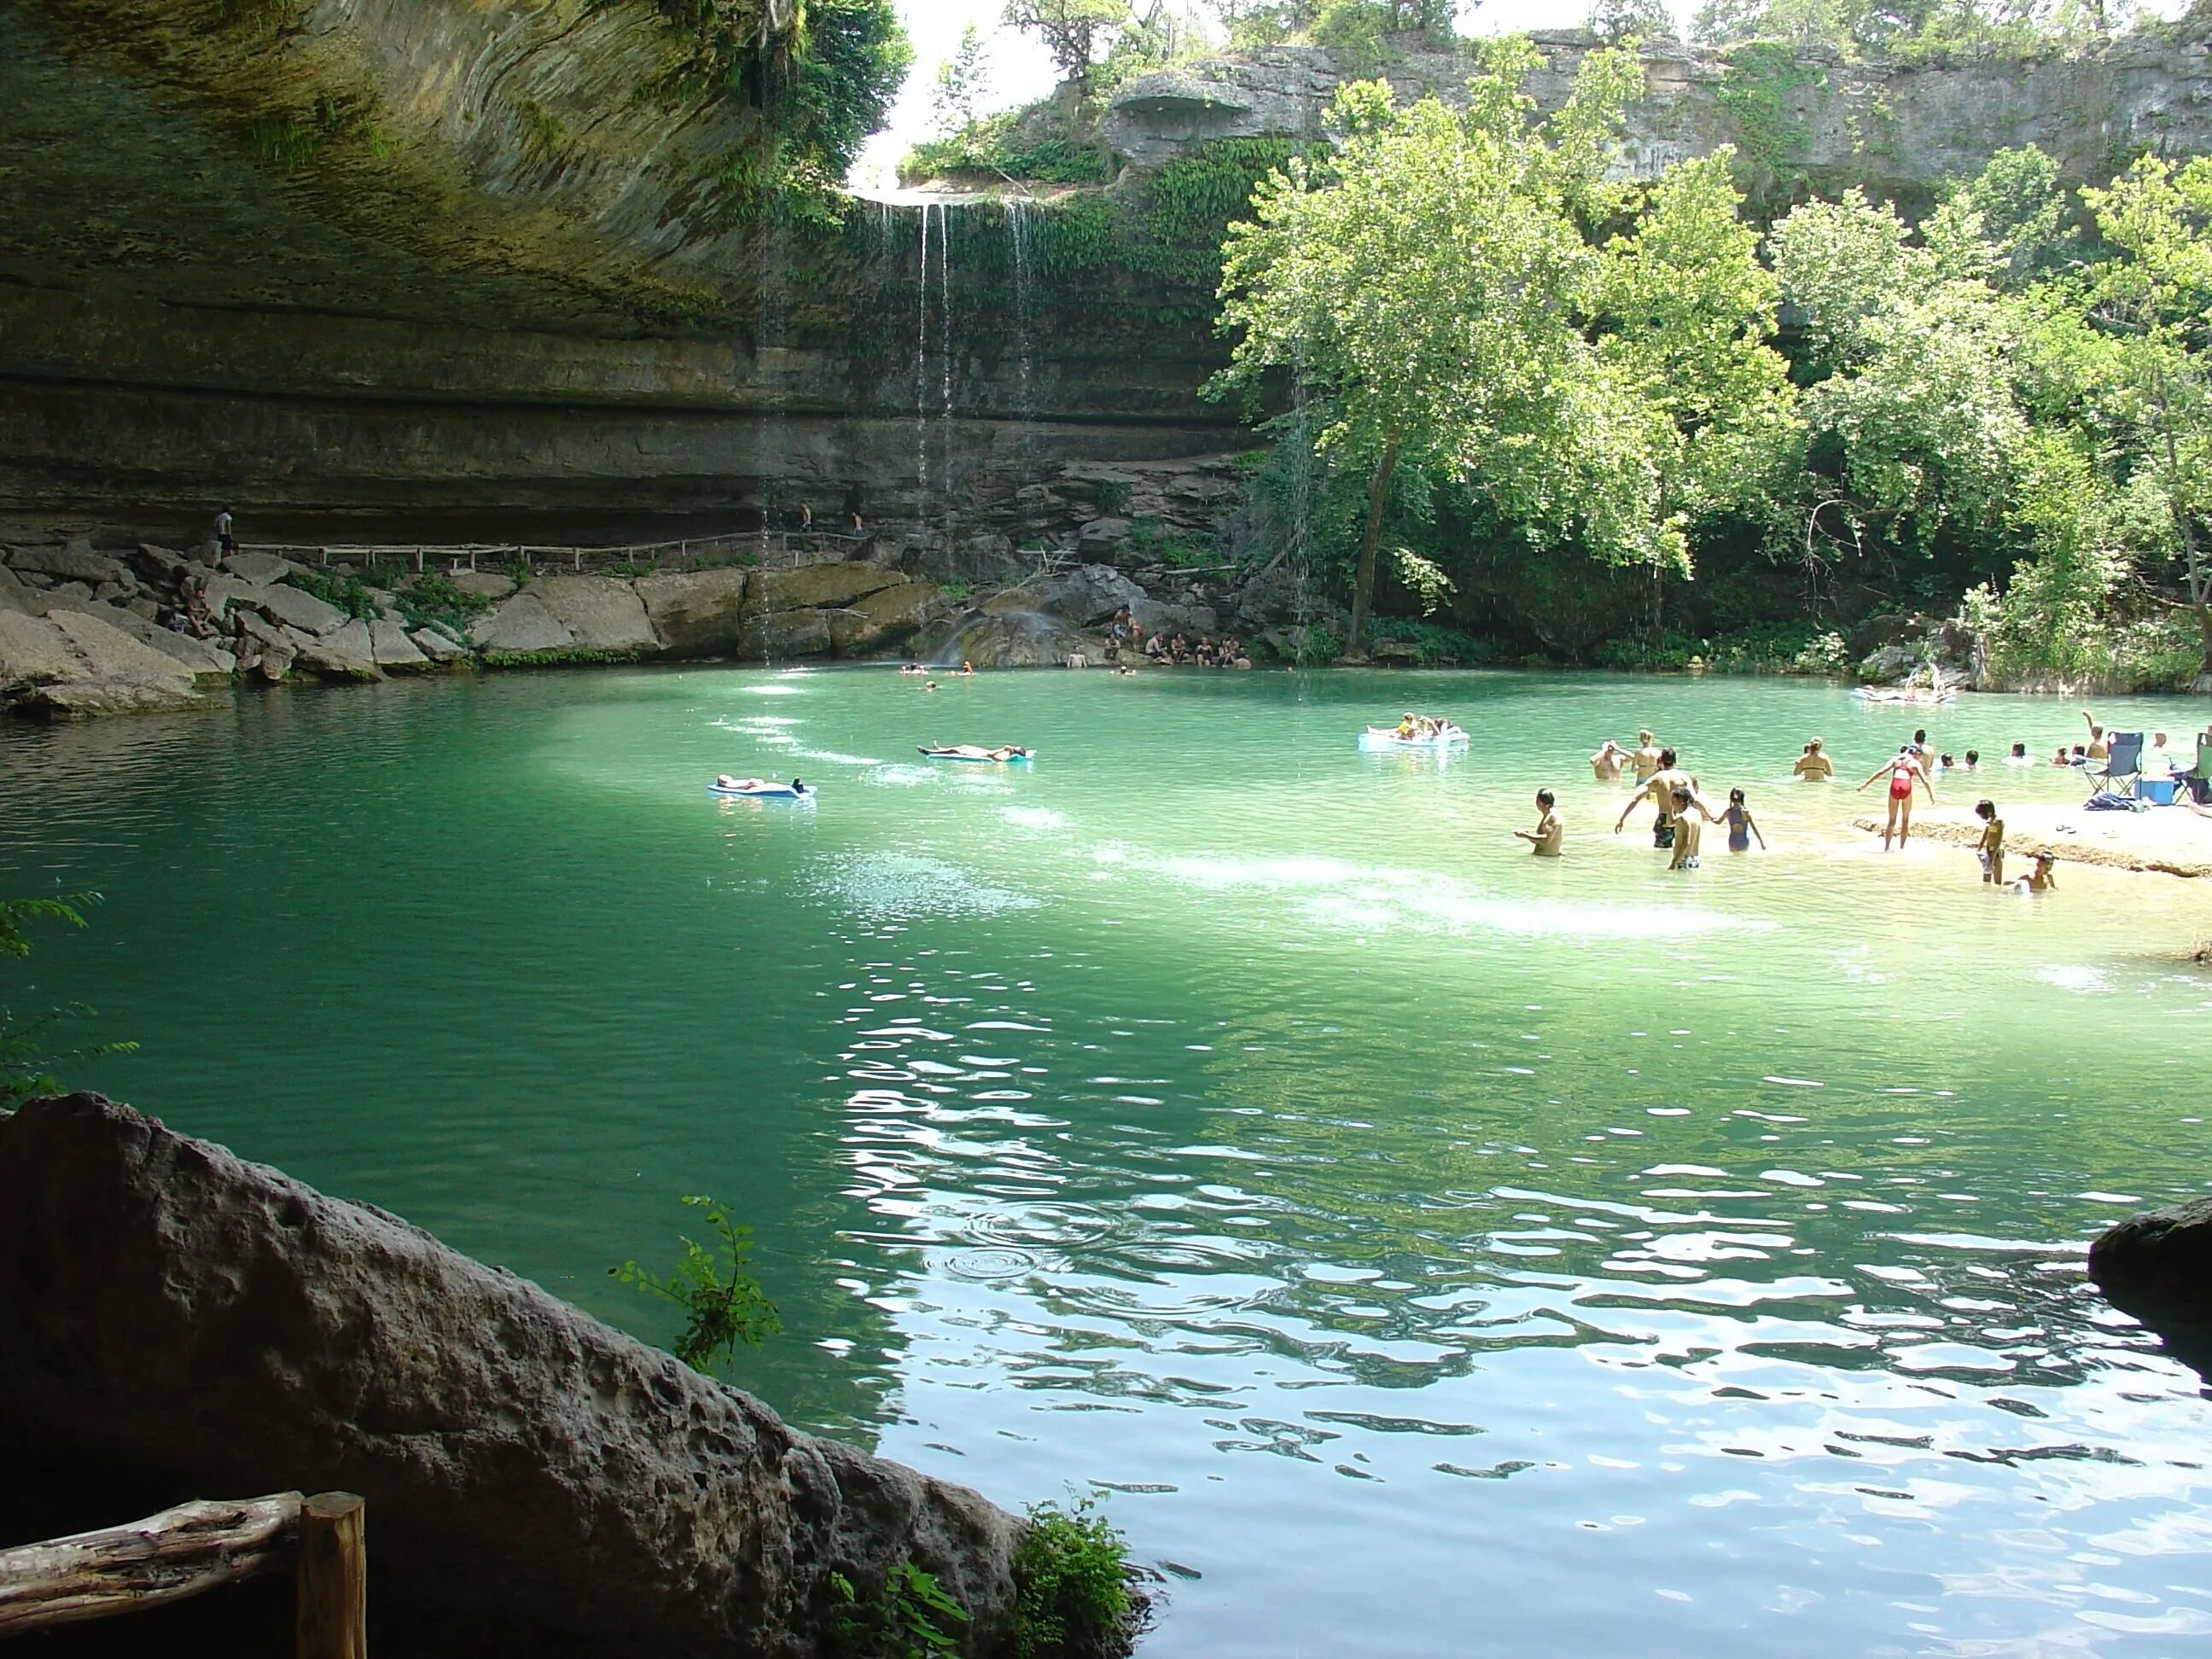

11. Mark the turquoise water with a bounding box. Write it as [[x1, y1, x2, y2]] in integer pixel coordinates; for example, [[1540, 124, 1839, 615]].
[[8, 667, 2212, 1656]]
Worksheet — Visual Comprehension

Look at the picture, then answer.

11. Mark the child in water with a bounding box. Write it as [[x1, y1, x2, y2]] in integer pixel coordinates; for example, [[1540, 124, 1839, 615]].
[[2015, 853, 2058, 893], [1668, 788, 1708, 870], [1973, 799, 2005, 886], [1515, 789, 1564, 857], [1722, 789, 1767, 853]]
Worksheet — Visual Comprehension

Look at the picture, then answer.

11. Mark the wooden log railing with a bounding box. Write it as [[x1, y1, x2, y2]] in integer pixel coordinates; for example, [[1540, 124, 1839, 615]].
[[237, 527, 874, 580], [0, 1491, 365, 1655]]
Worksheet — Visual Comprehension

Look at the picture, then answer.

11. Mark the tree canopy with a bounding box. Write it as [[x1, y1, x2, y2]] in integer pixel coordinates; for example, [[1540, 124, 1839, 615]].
[[1211, 38, 1793, 655]]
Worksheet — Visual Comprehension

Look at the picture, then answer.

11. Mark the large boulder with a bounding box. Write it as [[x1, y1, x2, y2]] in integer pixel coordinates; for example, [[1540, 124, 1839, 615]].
[[636, 568, 754, 657], [1132, 597, 1219, 637], [130, 544, 189, 585], [410, 626, 470, 664], [223, 550, 296, 585], [930, 608, 1091, 669], [451, 571, 518, 600], [7, 539, 127, 585], [370, 616, 431, 672], [530, 574, 657, 654], [740, 606, 835, 661], [754, 562, 907, 614], [62, 602, 235, 679], [255, 582, 352, 637], [0, 1095, 1030, 1658], [828, 581, 948, 656], [470, 591, 577, 655], [293, 618, 383, 681], [0, 565, 38, 616], [985, 564, 1143, 628], [0, 608, 201, 714], [2089, 1196, 2212, 1373]]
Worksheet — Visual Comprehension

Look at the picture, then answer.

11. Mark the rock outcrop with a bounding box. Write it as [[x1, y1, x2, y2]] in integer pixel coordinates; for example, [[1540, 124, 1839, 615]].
[[2088, 1196, 2212, 1373], [529, 574, 658, 655], [0, 607, 201, 714], [0, 1094, 1034, 1658]]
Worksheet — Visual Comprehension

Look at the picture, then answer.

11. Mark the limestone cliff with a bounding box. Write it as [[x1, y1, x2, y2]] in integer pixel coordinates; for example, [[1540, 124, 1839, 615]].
[[5, 3, 2210, 544]]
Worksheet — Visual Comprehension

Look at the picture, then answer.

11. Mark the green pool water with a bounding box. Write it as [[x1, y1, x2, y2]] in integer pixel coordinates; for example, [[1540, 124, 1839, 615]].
[[8, 666, 2212, 1656]]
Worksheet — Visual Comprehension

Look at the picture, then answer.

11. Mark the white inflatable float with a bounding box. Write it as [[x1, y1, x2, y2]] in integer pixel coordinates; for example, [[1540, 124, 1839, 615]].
[[1358, 725, 1468, 752], [709, 779, 813, 800]]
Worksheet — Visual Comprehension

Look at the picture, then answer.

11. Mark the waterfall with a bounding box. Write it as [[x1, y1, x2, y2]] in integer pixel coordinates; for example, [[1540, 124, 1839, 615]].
[[935, 203, 954, 551], [1007, 199, 1038, 506], [915, 201, 934, 540]]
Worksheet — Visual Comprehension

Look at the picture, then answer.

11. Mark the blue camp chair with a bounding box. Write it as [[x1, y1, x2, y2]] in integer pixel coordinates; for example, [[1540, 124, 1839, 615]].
[[2089, 731, 2144, 798]]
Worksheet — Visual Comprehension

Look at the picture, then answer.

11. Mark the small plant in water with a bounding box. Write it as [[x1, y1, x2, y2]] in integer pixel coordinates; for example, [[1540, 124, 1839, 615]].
[[829, 1560, 969, 1658], [1013, 1495, 1133, 1658], [608, 1194, 780, 1372], [2, 894, 137, 1106]]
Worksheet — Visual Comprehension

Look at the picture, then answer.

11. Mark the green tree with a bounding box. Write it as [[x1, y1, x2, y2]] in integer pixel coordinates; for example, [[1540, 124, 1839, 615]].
[[1004, 0, 1132, 93], [2080, 154, 2212, 678], [1590, 0, 1674, 40], [1773, 187, 2027, 567], [1213, 38, 1790, 656], [930, 23, 992, 137]]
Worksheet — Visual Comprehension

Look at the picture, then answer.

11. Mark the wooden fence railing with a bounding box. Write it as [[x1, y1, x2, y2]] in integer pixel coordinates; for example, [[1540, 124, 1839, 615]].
[[239, 527, 873, 580], [0, 1491, 365, 1656]]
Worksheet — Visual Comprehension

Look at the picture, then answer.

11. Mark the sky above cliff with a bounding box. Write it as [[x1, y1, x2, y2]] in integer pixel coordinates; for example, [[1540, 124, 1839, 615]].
[[853, 0, 1662, 189]]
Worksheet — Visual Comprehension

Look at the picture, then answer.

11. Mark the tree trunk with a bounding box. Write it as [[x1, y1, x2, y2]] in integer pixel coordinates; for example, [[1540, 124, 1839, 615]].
[[2154, 374, 2212, 675], [1348, 430, 1402, 660]]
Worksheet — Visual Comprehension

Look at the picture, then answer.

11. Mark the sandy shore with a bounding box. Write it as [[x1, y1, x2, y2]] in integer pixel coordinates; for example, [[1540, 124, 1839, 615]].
[[1853, 802, 2212, 878]]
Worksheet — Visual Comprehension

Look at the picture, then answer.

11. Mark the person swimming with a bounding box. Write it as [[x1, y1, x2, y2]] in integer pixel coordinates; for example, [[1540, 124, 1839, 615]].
[[1723, 788, 1766, 853], [1792, 738, 1833, 781], [2016, 853, 2058, 893], [1515, 789, 1564, 857], [2005, 742, 2033, 766], [1590, 739, 1629, 782]]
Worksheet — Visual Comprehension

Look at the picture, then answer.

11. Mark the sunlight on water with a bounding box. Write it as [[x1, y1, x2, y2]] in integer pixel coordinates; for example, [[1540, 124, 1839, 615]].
[[5, 666, 2212, 1657]]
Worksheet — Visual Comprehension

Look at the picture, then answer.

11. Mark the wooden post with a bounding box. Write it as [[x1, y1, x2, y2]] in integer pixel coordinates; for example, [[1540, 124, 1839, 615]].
[[294, 1493, 365, 1659]]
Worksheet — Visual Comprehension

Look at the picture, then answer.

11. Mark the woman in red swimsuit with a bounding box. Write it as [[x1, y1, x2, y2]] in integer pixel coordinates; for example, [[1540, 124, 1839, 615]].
[[1857, 745, 1935, 849]]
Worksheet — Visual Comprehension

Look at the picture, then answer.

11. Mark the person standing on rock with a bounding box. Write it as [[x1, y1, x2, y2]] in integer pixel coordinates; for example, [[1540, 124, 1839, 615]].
[[213, 508, 237, 560]]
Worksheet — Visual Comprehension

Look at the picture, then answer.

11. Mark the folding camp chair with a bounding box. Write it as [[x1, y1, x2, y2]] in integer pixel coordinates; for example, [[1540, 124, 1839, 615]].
[[2088, 731, 2144, 798], [2186, 734, 2212, 805]]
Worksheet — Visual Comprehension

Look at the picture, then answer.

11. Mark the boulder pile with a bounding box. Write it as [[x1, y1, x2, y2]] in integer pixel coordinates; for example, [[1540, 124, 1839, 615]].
[[0, 538, 950, 717]]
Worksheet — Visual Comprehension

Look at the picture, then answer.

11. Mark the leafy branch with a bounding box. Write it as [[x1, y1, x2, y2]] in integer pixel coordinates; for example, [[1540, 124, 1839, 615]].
[[609, 1194, 782, 1372]]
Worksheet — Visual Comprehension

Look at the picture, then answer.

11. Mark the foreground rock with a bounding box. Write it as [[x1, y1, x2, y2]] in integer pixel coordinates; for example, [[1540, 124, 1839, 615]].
[[0, 1095, 1035, 1657], [2090, 1197, 2212, 1374], [0, 609, 201, 714]]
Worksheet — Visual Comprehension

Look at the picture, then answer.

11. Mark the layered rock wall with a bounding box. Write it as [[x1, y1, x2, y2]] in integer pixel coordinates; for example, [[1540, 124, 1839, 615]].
[[8, 0, 2212, 540]]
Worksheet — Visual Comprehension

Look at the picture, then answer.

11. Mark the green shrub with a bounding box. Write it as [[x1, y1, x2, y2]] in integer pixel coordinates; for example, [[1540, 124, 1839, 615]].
[[609, 1195, 781, 1374], [391, 572, 492, 641], [2, 895, 136, 1107], [1012, 1498, 1132, 1659], [830, 1561, 968, 1659], [284, 568, 377, 621]]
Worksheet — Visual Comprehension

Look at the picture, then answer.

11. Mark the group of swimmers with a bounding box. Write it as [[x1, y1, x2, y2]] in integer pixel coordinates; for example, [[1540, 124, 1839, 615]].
[[1532, 724, 2061, 889], [1394, 713, 1463, 741]]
